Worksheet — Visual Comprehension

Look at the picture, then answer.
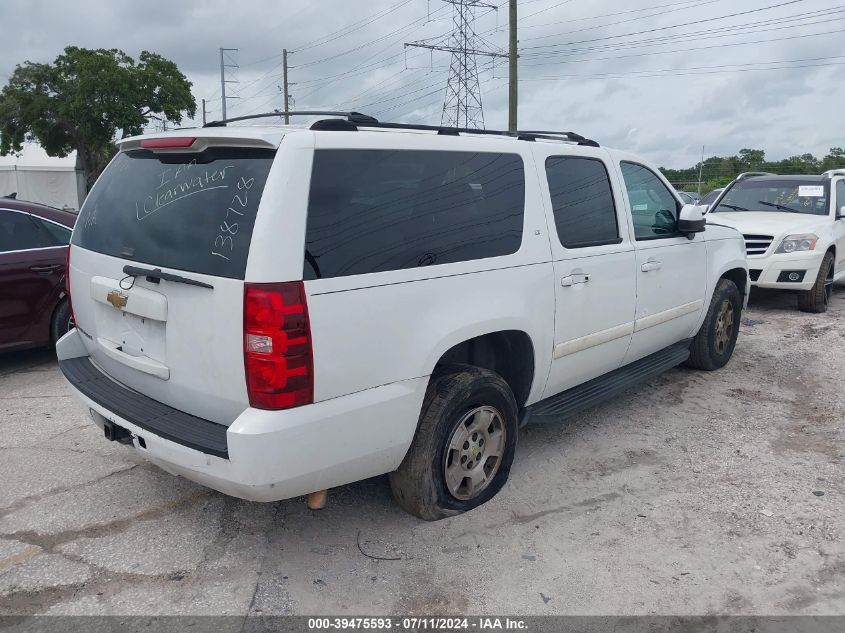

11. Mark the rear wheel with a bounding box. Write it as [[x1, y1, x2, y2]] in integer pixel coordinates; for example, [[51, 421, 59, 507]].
[[50, 298, 72, 346], [797, 251, 834, 313], [389, 366, 518, 521], [686, 278, 742, 371]]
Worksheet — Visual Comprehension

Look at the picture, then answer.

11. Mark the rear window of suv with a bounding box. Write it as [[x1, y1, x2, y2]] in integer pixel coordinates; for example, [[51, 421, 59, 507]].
[[303, 150, 525, 279], [72, 147, 275, 279]]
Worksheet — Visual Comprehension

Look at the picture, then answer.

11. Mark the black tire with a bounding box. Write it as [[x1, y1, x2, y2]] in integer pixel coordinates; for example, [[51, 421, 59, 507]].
[[50, 298, 72, 346], [686, 278, 742, 371], [389, 366, 518, 521], [797, 251, 834, 314]]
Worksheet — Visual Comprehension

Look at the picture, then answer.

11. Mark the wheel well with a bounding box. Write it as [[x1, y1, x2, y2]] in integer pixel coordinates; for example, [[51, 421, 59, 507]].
[[435, 330, 535, 408], [721, 267, 748, 298], [49, 296, 69, 341]]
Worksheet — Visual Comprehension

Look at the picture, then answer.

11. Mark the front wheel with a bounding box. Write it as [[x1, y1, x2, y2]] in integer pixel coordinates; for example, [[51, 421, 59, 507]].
[[797, 251, 834, 313], [389, 366, 518, 521], [686, 278, 742, 371]]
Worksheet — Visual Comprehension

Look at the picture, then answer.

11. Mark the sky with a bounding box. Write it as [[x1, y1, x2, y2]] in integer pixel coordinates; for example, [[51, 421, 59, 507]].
[[0, 0, 843, 168]]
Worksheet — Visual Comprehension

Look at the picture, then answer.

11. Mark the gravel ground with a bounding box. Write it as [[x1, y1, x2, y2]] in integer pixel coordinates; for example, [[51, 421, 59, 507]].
[[0, 284, 843, 617]]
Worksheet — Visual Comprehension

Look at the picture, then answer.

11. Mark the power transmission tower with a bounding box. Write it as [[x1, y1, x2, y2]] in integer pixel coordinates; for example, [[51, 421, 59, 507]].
[[219, 47, 239, 121], [405, 0, 506, 129]]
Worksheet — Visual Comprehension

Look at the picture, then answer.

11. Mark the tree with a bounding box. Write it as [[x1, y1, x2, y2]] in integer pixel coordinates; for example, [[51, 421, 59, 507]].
[[820, 147, 845, 171], [0, 46, 195, 194], [738, 148, 765, 170]]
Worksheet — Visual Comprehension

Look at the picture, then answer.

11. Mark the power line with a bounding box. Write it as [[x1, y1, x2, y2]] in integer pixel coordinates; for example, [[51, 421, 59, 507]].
[[294, 0, 415, 53], [520, 0, 723, 41], [522, 0, 808, 50], [519, 24, 845, 68], [518, 54, 845, 81], [519, 6, 845, 59]]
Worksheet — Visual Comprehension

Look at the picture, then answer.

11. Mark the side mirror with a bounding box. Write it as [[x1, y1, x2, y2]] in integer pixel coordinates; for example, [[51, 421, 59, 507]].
[[678, 204, 706, 236], [838, 205, 845, 219]]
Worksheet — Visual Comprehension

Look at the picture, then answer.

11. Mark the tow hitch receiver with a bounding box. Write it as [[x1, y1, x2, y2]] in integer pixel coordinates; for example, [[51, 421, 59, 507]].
[[103, 420, 133, 445]]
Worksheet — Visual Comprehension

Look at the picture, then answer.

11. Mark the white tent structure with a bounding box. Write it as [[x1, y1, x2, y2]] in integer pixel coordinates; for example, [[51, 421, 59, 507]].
[[0, 144, 81, 210]]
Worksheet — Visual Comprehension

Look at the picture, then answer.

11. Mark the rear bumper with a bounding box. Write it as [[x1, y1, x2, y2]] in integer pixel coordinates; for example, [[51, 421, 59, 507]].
[[747, 252, 824, 291], [57, 330, 427, 501]]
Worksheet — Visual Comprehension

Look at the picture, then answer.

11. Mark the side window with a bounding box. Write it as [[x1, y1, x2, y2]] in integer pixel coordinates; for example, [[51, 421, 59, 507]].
[[304, 150, 525, 279], [620, 162, 682, 240], [0, 210, 44, 253], [32, 217, 71, 246], [544, 156, 620, 248], [837, 180, 845, 214]]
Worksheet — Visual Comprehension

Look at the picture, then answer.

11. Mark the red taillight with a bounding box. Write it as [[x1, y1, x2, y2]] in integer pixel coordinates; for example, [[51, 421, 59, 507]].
[[244, 282, 313, 410], [140, 137, 196, 149], [65, 246, 75, 327]]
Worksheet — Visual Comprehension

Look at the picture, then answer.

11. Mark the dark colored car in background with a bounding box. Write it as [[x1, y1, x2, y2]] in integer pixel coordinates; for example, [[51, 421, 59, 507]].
[[0, 196, 76, 352]]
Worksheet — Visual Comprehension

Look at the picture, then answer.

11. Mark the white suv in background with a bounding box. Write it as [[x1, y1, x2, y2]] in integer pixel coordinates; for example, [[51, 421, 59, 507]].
[[57, 113, 748, 520], [707, 171, 845, 312]]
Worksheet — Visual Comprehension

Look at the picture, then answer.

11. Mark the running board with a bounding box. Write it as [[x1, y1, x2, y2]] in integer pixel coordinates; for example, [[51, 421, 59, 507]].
[[522, 340, 691, 426]]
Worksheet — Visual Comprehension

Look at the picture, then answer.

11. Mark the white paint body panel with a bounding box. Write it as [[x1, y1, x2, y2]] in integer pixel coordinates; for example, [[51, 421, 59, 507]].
[[59, 125, 747, 502]]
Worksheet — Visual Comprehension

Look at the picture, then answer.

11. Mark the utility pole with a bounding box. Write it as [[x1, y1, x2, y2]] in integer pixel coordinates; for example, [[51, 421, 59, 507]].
[[406, 1, 506, 129], [508, 0, 517, 132], [698, 145, 705, 196], [283, 49, 290, 124], [202, 98, 207, 126], [219, 47, 239, 122]]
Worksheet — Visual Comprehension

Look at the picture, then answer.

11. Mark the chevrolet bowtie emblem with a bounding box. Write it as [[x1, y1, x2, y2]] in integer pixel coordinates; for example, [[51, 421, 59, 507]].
[[107, 290, 128, 309]]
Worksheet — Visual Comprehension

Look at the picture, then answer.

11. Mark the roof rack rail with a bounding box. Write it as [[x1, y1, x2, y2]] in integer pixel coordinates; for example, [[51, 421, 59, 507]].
[[516, 130, 599, 147], [204, 109, 600, 146], [822, 168, 845, 178], [309, 117, 600, 146], [203, 111, 376, 128], [735, 171, 775, 180]]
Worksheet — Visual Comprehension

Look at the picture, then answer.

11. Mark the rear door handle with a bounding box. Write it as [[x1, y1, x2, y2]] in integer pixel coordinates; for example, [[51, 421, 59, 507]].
[[561, 273, 590, 287], [30, 265, 60, 274], [641, 260, 663, 272]]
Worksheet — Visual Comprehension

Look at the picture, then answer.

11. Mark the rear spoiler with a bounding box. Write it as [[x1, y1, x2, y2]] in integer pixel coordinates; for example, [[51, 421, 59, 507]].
[[118, 135, 278, 153]]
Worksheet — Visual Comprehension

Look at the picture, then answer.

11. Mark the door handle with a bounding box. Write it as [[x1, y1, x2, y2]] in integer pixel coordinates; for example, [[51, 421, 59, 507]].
[[29, 265, 60, 274], [641, 260, 663, 272], [561, 273, 590, 287]]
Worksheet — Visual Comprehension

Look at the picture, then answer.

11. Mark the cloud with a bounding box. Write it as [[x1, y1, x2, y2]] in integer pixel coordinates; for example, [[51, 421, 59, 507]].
[[1, 0, 842, 168]]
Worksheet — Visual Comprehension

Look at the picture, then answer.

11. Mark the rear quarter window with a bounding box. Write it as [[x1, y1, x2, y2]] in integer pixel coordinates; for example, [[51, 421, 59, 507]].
[[303, 149, 525, 280], [72, 147, 275, 279]]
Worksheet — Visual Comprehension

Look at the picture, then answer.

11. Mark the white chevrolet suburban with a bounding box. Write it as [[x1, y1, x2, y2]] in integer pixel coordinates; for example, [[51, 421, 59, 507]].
[[57, 112, 748, 520], [706, 171, 845, 312]]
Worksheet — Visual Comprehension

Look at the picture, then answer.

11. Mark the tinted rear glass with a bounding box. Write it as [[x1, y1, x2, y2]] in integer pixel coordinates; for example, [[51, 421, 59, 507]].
[[304, 150, 525, 280], [545, 156, 619, 248], [72, 147, 275, 279]]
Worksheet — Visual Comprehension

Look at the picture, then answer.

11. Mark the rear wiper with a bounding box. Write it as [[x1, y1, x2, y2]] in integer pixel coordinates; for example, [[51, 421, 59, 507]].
[[757, 200, 807, 214], [123, 265, 214, 289], [716, 203, 750, 211]]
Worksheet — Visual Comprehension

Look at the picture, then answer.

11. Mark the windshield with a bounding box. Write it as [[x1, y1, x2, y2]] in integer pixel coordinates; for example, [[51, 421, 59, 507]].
[[711, 179, 829, 216], [72, 147, 275, 279], [700, 189, 722, 206]]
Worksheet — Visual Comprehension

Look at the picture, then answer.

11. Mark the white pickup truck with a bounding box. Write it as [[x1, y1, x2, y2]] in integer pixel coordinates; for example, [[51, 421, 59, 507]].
[[706, 171, 845, 312], [57, 113, 748, 520]]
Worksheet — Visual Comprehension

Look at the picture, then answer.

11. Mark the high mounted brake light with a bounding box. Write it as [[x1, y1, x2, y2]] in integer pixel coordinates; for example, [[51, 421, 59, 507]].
[[140, 137, 197, 149], [244, 282, 314, 410]]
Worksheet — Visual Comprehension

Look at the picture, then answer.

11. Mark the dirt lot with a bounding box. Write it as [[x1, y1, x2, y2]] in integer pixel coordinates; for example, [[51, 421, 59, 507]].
[[0, 285, 843, 617]]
